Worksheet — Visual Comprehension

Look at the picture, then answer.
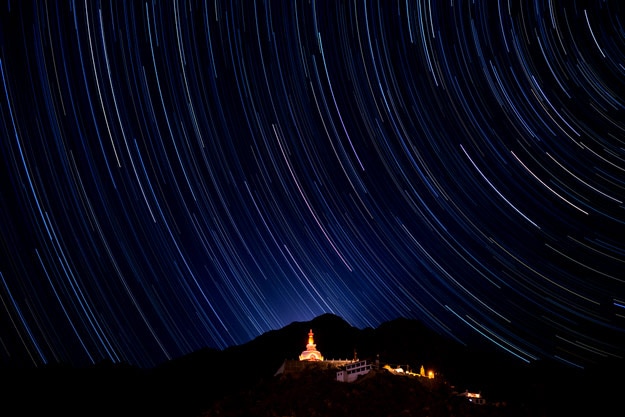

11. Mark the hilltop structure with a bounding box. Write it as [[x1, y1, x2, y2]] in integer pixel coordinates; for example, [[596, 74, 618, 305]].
[[274, 328, 354, 376], [299, 329, 324, 361], [275, 328, 435, 385], [336, 359, 374, 382]]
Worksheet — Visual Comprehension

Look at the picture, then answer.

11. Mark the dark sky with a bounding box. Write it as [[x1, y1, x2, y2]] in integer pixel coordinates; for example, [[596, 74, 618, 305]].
[[1, 1, 624, 369]]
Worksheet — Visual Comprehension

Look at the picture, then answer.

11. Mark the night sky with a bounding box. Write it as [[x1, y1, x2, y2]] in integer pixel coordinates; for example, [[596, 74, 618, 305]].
[[1, 1, 624, 370]]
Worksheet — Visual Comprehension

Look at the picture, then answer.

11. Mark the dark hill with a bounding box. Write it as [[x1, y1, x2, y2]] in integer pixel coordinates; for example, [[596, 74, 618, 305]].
[[202, 365, 506, 417], [2, 313, 621, 417]]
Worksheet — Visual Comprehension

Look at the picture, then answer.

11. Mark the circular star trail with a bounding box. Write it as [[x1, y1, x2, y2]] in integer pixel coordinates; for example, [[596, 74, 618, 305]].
[[1, 1, 624, 369]]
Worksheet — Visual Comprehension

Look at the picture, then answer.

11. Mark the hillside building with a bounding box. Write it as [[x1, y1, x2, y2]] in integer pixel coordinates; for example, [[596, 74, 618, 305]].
[[336, 359, 373, 382], [457, 390, 486, 405]]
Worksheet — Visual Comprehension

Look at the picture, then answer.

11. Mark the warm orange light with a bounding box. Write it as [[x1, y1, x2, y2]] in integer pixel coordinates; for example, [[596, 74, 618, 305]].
[[427, 370, 434, 379]]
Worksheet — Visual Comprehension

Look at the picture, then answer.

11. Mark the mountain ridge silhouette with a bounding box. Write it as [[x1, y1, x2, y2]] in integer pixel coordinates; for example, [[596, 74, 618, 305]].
[[2, 313, 621, 417]]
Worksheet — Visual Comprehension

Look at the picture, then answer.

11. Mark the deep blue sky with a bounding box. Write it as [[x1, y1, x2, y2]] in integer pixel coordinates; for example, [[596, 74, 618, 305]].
[[1, 1, 624, 369]]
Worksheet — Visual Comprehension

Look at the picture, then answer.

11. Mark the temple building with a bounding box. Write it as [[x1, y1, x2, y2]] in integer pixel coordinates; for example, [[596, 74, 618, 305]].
[[275, 328, 436, 385], [275, 328, 354, 376], [299, 329, 324, 361]]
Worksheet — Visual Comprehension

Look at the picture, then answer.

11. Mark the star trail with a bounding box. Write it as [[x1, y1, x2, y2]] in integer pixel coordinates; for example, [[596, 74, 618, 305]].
[[1, 1, 624, 370]]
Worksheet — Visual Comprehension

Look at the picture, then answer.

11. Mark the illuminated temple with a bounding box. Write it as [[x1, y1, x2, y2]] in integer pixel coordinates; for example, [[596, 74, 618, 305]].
[[299, 329, 324, 361], [275, 328, 437, 385], [275, 328, 353, 375]]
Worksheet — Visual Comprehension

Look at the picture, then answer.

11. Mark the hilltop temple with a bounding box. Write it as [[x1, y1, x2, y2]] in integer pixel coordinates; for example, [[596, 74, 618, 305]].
[[275, 328, 354, 375], [275, 328, 436, 384], [299, 329, 324, 361]]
